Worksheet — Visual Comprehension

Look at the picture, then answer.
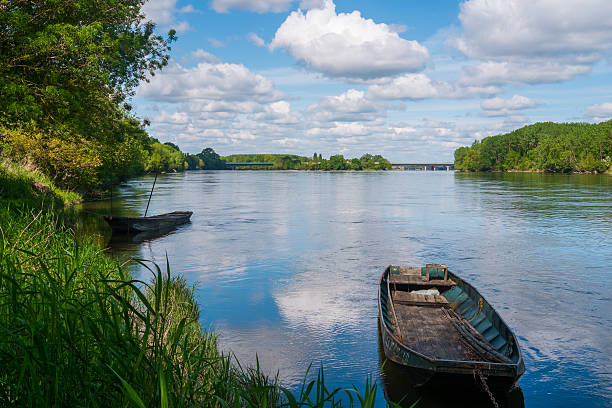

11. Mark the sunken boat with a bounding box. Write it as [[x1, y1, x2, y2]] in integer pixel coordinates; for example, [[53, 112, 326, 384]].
[[378, 264, 524, 390], [104, 211, 192, 233]]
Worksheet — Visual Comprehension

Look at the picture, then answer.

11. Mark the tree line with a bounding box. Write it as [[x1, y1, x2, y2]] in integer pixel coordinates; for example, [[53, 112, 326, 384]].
[[454, 121, 612, 173], [223, 152, 392, 170]]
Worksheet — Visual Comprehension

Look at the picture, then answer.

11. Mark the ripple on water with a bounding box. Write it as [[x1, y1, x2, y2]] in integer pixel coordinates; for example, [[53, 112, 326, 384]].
[[84, 171, 612, 408]]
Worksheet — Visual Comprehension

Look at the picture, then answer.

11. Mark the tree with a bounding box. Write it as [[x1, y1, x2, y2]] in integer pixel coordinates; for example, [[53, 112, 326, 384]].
[[0, 0, 177, 190], [328, 155, 347, 170], [0, 0, 175, 131], [164, 142, 180, 151], [197, 147, 226, 170]]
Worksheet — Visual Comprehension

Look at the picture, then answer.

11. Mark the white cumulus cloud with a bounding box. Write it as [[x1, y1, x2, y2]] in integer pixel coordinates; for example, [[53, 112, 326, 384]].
[[459, 61, 592, 86], [584, 102, 612, 121], [307, 89, 386, 122], [142, 0, 194, 32], [367, 73, 501, 100], [252, 101, 300, 124], [450, 0, 612, 85], [270, 0, 429, 79], [481, 94, 538, 117], [191, 49, 220, 63], [137, 62, 284, 103]]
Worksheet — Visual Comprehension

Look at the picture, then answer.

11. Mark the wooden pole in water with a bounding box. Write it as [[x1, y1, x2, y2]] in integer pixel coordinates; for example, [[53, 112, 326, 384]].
[[144, 172, 158, 217]]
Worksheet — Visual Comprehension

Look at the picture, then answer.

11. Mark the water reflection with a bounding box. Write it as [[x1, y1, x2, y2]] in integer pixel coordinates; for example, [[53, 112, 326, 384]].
[[80, 171, 611, 407]]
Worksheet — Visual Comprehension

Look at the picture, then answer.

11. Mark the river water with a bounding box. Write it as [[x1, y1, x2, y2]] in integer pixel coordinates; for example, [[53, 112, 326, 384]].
[[82, 171, 611, 407]]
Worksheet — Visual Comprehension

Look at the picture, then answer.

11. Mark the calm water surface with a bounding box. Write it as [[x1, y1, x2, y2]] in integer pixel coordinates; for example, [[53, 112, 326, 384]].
[[82, 171, 611, 407]]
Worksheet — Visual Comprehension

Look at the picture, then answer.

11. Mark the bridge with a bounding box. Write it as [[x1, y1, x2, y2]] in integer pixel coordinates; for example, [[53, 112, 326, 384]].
[[391, 163, 454, 171], [225, 162, 274, 169]]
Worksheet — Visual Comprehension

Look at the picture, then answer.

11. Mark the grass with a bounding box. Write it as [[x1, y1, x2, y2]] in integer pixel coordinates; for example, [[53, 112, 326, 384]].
[[0, 202, 415, 407], [0, 160, 81, 206]]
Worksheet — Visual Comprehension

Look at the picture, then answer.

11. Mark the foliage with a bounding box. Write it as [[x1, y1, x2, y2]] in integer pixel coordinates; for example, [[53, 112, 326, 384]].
[[357, 154, 392, 170], [222, 153, 392, 171], [147, 142, 186, 172], [184, 153, 204, 170], [0, 159, 81, 205], [0, 0, 177, 193], [0, 0, 174, 131], [273, 155, 304, 170], [197, 147, 227, 170], [454, 121, 612, 173]]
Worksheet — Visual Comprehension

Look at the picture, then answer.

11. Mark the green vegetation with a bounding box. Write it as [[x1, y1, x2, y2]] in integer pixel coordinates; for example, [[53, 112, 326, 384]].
[[0, 0, 195, 193], [0, 160, 81, 206], [222, 153, 392, 171], [198, 147, 228, 170], [454, 121, 612, 173]]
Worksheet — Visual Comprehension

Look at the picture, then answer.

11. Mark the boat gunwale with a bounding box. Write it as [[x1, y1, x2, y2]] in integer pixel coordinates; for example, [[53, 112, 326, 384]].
[[378, 265, 524, 371], [104, 211, 193, 222]]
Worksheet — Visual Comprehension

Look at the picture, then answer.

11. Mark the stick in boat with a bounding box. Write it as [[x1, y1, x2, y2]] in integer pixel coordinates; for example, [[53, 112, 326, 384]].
[[144, 172, 158, 217], [443, 308, 512, 364]]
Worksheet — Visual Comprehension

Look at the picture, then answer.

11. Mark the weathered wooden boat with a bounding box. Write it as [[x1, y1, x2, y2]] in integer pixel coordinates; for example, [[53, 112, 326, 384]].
[[378, 264, 524, 391], [104, 211, 192, 233]]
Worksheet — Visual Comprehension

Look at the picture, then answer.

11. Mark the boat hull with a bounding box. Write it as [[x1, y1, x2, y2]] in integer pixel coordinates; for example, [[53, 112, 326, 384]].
[[104, 211, 192, 233], [378, 265, 524, 391]]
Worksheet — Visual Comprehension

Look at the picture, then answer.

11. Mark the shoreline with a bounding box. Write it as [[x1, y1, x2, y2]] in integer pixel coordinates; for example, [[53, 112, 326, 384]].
[[455, 169, 611, 175]]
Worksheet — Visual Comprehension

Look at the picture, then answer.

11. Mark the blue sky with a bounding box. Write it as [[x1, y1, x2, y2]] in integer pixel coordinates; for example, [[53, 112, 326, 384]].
[[135, 0, 612, 161]]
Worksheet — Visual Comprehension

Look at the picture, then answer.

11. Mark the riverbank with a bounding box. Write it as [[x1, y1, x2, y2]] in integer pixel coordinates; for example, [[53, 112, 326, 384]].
[[455, 168, 612, 174], [454, 121, 612, 173], [0, 162, 394, 407]]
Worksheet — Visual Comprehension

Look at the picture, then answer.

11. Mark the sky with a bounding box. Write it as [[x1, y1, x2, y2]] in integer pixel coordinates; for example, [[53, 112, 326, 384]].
[[134, 0, 612, 162]]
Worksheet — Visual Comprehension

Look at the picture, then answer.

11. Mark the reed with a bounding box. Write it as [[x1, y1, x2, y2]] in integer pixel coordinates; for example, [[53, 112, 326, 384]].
[[0, 204, 412, 407]]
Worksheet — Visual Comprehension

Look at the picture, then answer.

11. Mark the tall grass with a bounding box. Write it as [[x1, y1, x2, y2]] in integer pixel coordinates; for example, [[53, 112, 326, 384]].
[[0, 204, 411, 407]]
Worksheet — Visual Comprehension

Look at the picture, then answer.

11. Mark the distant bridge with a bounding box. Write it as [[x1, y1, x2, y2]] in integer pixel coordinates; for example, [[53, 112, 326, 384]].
[[225, 162, 274, 169], [391, 163, 454, 171]]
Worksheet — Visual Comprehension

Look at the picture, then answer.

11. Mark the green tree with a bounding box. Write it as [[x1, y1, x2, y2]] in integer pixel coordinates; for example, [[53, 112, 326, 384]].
[[0, 0, 177, 191], [454, 121, 612, 173], [0, 0, 175, 131], [197, 147, 226, 170], [328, 155, 347, 170]]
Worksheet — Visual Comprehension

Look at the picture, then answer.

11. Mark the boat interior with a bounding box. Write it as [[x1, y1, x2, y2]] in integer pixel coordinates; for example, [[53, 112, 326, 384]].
[[382, 265, 519, 364]]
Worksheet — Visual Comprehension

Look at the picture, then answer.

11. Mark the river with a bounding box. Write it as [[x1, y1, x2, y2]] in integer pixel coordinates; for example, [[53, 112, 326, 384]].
[[81, 170, 611, 408]]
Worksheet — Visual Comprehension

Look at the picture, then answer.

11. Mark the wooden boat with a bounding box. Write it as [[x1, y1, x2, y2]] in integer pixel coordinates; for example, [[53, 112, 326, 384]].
[[378, 264, 524, 390], [104, 211, 192, 233]]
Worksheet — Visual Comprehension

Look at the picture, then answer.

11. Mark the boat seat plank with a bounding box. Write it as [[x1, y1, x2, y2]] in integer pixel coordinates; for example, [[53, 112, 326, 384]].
[[393, 304, 478, 361], [390, 274, 456, 287], [393, 291, 450, 307]]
